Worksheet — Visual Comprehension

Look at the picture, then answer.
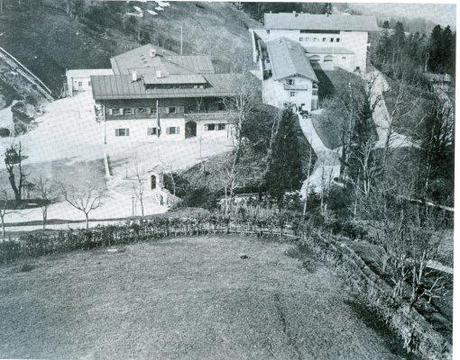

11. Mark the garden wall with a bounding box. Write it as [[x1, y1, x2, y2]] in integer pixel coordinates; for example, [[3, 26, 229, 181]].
[[307, 232, 452, 360]]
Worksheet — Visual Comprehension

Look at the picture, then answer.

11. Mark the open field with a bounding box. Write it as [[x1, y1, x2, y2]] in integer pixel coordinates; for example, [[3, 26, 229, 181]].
[[0, 235, 405, 359]]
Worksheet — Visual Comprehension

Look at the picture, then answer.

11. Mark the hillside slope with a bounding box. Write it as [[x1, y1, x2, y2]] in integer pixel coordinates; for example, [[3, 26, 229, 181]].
[[0, 1, 259, 95]]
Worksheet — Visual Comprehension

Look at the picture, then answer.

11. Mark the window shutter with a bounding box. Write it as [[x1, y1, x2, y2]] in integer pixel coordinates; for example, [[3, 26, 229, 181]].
[[176, 127, 180, 134]]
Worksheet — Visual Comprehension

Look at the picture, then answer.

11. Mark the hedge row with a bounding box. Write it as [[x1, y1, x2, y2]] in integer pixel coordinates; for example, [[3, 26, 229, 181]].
[[0, 211, 304, 264]]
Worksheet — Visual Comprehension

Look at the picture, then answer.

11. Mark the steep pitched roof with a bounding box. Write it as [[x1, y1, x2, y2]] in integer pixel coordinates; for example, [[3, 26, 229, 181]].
[[266, 37, 318, 82], [264, 13, 379, 32]]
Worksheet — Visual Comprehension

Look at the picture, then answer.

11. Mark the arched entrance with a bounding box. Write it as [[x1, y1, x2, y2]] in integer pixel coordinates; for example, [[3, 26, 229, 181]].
[[309, 55, 321, 68], [185, 121, 197, 138], [151, 175, 157, 190]]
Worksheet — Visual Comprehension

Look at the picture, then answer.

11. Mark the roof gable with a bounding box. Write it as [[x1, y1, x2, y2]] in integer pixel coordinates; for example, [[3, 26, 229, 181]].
[[264, 13, 379, 32], [267, 37, 318, 82]]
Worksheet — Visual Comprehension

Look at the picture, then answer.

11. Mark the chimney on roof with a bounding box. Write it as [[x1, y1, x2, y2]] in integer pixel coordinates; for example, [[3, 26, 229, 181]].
[[150, 48, 156, 57], [156, 70, 163, 78], [132, 70, 139, 82]]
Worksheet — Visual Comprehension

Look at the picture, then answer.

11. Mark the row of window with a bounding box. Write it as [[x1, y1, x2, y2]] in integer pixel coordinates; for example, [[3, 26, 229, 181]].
[[111, 107, 178, 116], [299, 37, 340, 43], [205, 123, 226, 131], [75, 80, 90, 87], [114, 126, 180, 137], [289, 89, 318, 97], [109, 105, 226, 116]]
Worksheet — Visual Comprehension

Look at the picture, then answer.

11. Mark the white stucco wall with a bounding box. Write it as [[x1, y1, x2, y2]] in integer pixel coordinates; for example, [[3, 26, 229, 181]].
[[67, 69, 114, 96], [68, 76, 92, 95], [197, 120, 232, 139], [263, 76, 314, 111], [103, 118, 185, 143], [265, 29, 369, 73], [102, 117, 235, 144], [339, 31, 368, 72]]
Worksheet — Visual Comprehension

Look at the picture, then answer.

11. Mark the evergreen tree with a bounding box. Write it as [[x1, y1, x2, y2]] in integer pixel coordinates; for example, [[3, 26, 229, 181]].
[[265, 108, 303, 208], [347, 95, 376, 191], [391, 22, 406, 63], [321, 3, 333, 15], [416, 96, 454, 205], [375, 28, 392, 65], [428, 25, 444, 73]]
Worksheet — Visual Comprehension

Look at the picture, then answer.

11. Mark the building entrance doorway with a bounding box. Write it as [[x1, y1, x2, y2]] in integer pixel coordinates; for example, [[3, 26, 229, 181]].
[[185, 121, 197, 138]]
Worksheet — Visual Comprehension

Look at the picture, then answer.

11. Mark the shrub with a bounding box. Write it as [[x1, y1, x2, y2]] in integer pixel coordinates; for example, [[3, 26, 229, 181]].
[[0, 128, 10, 137], [175, 187, 221, 210], [18, 263, 36, 272], [325, 218, 368, 240]]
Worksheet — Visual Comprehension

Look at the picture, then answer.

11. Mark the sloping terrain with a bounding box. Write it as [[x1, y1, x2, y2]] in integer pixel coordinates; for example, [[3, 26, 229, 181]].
[[0, 1, 258, 95], [0, 235, 405, 359]]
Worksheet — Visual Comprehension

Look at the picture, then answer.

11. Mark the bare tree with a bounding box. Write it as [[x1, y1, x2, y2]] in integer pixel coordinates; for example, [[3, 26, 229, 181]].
[[131, 163, 146, 218], [58, 166, 106, 229], [319, 166, 335, 218], [0, 189, 14, 239], [222, 72, 260, 214], [4, 142, 27, 202], [33, 176, 57, 230]]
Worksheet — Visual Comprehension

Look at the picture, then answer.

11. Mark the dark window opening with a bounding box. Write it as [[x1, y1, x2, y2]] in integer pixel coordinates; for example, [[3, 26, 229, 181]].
[[115, 128, 129, 136], [147, 127, 157, 135]]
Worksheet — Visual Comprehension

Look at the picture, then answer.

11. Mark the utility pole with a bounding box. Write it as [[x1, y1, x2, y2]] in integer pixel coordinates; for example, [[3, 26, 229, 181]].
[[156, 99, 161, 137], [180, 26, 183, 56]]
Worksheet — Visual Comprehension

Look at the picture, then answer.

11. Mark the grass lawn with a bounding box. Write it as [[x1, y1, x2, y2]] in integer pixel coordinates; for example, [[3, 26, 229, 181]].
[[0, 235, 405, 359]]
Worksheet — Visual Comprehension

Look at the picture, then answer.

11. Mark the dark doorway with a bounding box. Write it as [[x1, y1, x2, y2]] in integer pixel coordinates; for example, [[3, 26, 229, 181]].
[[185, 121, 197, 138], [151, 175, 157, 190]]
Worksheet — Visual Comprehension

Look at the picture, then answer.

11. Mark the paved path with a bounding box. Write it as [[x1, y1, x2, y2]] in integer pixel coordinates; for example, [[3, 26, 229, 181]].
[[366, 71, 415, 149], [299, 70, 417, 195], [0, 236, 404, 359], [298, 114, 341, 195]]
